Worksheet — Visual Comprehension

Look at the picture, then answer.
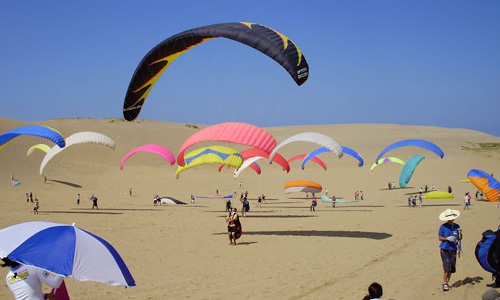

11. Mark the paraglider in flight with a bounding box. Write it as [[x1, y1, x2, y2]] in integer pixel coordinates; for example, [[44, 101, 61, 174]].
[[398, 155, 425, 188], [301, 146, 363, 169], [467, 169, 500, 202], [370, 157, 405, 171], [177, 122, 276, 167], [269, 132, 343, 164], [287, 154, 327, 170], [175, 145, 243, 179], [123, 22, 309, 121], [375, 139, 444, 163], [284, 180, 322, 194], [27, 144, 51, 156], [40, 132, 116, 175], [120, 144, 175, 170], [0, 126, 65, 151]]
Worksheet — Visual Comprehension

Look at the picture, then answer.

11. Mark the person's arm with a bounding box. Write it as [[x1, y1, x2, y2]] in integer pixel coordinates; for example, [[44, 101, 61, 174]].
[[38, 269, 63, 289]]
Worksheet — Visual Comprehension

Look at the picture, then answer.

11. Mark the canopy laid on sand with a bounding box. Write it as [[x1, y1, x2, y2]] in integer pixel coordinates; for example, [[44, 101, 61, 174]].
[[123, 22, 309, 121], [159, 197, 186, 205], [421, 191, 454, 199], [320, 195, 359, 203], [284, 180, 322, 194]]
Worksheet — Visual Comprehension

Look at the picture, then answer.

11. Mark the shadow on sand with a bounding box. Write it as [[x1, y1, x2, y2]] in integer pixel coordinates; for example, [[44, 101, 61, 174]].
[[47, 179, 82, 188], [215, 230, 392, 240], [43, 210, 123, 215]]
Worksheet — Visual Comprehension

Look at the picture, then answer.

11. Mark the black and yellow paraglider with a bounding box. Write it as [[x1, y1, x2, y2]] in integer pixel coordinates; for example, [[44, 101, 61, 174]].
[[123, 22, 309, 121]]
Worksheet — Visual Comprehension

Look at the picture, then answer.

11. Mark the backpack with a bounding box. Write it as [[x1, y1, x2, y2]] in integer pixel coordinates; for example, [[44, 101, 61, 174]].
[[475, 229, 500, 284]]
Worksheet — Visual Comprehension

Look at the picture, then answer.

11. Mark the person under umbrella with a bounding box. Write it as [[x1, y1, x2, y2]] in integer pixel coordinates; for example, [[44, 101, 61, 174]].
[[2, 256, 63, 300]]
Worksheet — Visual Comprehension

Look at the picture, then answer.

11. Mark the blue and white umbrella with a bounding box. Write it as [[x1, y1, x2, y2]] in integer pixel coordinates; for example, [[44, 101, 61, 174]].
[[0, 221, 135, 287]]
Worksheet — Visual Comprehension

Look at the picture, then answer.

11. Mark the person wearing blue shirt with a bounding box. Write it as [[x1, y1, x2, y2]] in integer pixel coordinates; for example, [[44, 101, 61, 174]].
[[438, 208, 461, 292]]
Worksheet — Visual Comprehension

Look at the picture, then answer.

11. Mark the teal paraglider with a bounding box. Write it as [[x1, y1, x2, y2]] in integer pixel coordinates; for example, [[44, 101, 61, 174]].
[[399, 155, 425, 188], [0, 126, 65, 151]]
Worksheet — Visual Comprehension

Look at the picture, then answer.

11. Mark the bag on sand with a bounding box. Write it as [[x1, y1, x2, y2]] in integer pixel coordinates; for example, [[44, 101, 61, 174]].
[[476, 229, 500, 284]]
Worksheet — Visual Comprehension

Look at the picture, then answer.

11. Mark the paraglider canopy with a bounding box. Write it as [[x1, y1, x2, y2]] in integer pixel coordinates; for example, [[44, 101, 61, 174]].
[[467, 169, 500, 202], [284, 180, 322, 194]]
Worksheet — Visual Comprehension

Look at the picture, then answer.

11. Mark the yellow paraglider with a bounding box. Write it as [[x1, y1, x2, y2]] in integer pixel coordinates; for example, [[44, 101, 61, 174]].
[[175, 146, 243, 179]]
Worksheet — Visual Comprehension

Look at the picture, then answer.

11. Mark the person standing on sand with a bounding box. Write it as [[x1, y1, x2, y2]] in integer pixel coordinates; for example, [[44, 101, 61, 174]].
[[33, 197, 39, 215], [90, 195, 98, 209], [30, 192, 33, 203], [25, 193, 29, 203], [76, 193, 80, 205], [438, 208, 462, 292], [310, 196, 317, 212], [226, 208, 239, 245], [332, 195, 336, 208], [2, 257, 63, 300]]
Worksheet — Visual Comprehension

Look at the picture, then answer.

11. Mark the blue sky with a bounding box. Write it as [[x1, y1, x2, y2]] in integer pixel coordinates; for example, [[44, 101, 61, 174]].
[[1, 1, 499, 136]]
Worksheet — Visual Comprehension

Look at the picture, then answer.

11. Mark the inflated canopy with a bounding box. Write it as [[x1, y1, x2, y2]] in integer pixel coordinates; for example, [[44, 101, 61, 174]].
[[175, 145, 243, 179], [398, 155, 425, 188], [0, 126, 65, 151], [123, 22, 309, 121], [27, 144, 51, 156], [467, 169, 500, 202], [375, 139, 444, 162], [177, 122, 276, 166], [284, 180, 322, 194], [233, 157, 263, 178], [240, 147, 290, 172], [120, 144, 175, 170], [301, 146, 363, 169], [370, 157, 405, 171], [270, 132, 343, 164], [287, 154, 327, 170], [40, 132, 116, 175]]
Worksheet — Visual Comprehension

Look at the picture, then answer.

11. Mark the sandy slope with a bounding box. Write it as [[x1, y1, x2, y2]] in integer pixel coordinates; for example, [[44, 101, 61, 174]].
[[0, 117, 499, 300]]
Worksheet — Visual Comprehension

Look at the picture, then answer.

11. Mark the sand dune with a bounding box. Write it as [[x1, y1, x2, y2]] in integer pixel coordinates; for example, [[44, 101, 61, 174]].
[[1, 117, 500, 299]]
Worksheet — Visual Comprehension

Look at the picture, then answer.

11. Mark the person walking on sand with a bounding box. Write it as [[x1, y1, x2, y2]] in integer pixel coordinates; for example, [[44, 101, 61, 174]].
[[33, 197, 39, 215], [464, 192, 470, 210], [30, 192, 33, 203], [191, 194, 195, 203], [76, 193, 80, 205], [438, 208, 462, 292], [256, 196, 262, 207], [226, 208, 239, 245], [310, 196, 317, 212], [90, 195, 98, 209], [129, 188, 132, 197], [25, 193, 29, 203], [332, 195, 336, 208], [226, 198, 232, 212]]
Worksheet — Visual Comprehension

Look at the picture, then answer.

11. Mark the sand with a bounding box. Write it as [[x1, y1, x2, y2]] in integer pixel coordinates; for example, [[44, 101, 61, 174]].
[[1, 117, 500, 300]]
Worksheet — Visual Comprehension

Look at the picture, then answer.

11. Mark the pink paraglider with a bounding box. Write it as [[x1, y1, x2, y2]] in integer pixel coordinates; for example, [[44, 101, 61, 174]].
[[177, 122, 277, 166], [287, 154, 327, 170], [240, 147, 290, 173], [120, 144, 175, 170]]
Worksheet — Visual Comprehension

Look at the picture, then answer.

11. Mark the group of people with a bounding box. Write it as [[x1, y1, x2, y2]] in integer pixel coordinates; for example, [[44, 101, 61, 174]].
[[354, 191, 364, 200], [25, 192, 39, 214], [407, 194, 422, 208]]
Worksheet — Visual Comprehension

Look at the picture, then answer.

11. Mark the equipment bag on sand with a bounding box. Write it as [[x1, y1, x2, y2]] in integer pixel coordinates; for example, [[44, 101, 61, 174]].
[[475, 229, 500, 284]]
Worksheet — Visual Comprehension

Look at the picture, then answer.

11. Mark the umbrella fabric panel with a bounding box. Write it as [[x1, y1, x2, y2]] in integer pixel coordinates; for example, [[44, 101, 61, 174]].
[[9, 226, 76, 276], [74, 228, 135, 287], [0, 221, 60, 257]]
